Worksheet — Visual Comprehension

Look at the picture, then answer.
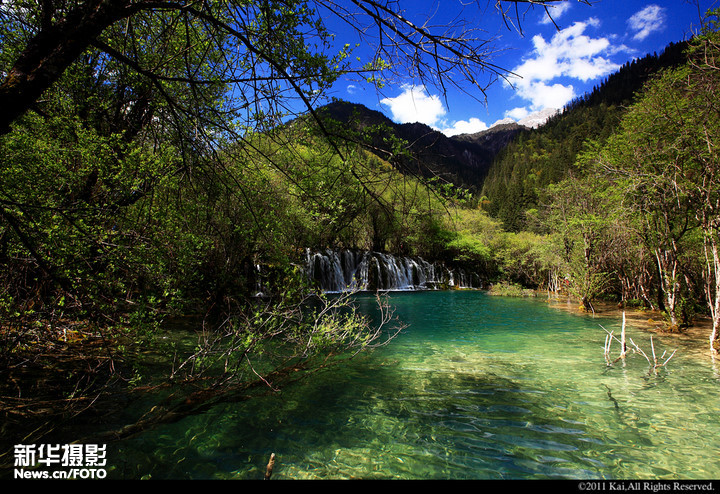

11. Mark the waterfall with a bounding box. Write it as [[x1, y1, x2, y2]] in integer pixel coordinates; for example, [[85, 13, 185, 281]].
[[306, 249, 479, 292]]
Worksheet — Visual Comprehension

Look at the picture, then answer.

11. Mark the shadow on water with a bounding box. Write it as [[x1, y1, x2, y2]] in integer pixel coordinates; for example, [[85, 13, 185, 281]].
[[109, 350, 602, 479], [22, 290, 720, 480]]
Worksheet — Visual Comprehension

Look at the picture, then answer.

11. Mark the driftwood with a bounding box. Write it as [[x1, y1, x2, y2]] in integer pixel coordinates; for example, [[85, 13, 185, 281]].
[[265, 453, 276, 480], [601, 311, 677, 375]]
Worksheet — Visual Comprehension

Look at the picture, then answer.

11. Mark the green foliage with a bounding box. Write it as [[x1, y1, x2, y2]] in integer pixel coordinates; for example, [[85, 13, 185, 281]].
[[474, 29, 720, 321], [5, 0, 720, 443], [440, 206, 560, 287], [487, 281, 537, 298], [0, 4, 432, 437], [512, 13, 720, 330], [481, 41, 689, 232], [581, 34, 720, 324]]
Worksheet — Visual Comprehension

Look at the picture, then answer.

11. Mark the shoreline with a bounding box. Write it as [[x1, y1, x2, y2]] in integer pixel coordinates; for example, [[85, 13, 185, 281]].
[[540, 293, 717, 361]]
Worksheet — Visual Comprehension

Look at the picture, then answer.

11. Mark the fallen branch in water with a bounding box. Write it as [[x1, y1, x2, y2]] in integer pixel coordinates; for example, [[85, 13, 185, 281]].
[[265, 453, 276, 480], [601, 311, 677, 375]]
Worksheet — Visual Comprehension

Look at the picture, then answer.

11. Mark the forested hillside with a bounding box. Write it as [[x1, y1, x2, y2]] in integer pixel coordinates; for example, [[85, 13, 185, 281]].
[[481, 40, 689, 232], [467, 22, 720, 355], [0, 0, 518, 447], [314, 100, 508, 190], [1, 1, 719, 456]]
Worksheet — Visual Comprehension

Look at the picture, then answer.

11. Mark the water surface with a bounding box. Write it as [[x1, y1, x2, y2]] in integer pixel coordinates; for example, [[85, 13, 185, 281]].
[[108, 291, 720, 479]]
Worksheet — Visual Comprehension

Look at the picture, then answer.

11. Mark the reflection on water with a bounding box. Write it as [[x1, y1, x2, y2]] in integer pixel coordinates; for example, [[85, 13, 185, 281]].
[[107, 291, 720, 479]]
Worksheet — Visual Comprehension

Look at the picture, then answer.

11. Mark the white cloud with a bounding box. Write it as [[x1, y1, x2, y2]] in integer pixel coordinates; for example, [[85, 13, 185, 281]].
[[440, 118, 489, 137], [523, 81, 576, 109], [505, 107, 530, 121], [380, 85, 489, 136], [539, 2, 572, 25], [379, 85, 446, 126], [507, 18, 620, 111], [628, 5, 666, 41]]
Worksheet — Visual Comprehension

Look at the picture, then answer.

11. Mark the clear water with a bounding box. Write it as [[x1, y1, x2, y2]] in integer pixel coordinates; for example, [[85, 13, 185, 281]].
[[107, 291, 720, 480]]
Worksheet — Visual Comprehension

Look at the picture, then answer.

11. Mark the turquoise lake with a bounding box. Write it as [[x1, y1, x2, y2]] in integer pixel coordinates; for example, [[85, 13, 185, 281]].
[[106, 291, 720, 479]]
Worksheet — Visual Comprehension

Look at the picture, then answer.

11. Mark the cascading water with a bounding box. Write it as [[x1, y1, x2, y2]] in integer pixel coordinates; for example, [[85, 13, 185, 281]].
[[306, 249, 478, 292]]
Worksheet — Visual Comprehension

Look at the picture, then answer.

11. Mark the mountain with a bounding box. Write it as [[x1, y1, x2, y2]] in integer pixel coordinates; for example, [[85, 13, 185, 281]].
[[452, 121, 525, 156], [314, 100, 520, 190], [452, 108, 558, 154], [296, 39, 690, 207], [518, 108, 561, 128], [480, 39, 690, 232]]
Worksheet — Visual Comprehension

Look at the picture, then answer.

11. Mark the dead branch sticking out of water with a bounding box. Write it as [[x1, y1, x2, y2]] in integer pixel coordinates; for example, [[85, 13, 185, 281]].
[[601, 311, 677, 375], [265, 453, 276, 480]]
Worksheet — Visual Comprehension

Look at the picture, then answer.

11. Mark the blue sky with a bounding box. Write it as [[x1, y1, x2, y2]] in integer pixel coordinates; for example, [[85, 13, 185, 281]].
[[321, 0, 717, 136]]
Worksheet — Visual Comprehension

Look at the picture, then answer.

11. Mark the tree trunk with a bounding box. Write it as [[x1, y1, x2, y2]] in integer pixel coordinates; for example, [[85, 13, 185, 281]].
[[703, 229, 720, 355], [655, 248, 682, 330], [0, 0, 139, 135]]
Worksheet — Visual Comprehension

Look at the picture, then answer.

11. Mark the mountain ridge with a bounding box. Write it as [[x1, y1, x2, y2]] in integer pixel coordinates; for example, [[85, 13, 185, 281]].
[[315, 100, 525, 190], [299, 40, 689, 201]]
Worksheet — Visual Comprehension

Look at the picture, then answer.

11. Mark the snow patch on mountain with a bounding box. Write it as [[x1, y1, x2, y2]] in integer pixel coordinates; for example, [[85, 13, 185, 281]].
[[517, 108, 560, 128]]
